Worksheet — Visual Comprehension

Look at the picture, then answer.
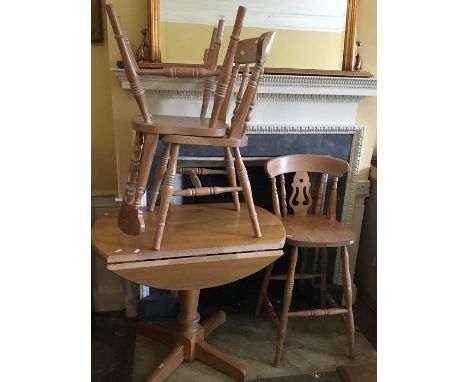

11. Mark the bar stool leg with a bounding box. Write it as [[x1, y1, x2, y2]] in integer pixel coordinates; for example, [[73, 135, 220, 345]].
[[341, 246, 355, 359], [274, 246, 298, 367], [233, 147, 261, 238], [124, 131, 144, 205], [148, 142, 172, 212], [319, 247, 328, 308], [224, 147, 241, 211], [255, 262, 274, 316], [153, 143, 180, 250]]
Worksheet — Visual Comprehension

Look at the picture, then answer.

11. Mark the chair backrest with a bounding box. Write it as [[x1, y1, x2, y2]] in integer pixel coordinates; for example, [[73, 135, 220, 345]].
[[106, 3, 152, 122], [219, 32, 276, 140], [264, 154, 349, 220]]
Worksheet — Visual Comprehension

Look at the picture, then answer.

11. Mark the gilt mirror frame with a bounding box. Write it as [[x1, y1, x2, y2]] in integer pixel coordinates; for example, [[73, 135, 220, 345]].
[[139, 0, 371, 77]]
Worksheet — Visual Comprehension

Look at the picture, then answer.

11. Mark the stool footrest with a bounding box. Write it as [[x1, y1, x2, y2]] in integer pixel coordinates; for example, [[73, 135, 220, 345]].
[[173, 186, 242, 197], [269, 273, 321, 280], [288, 308, 348, 317]]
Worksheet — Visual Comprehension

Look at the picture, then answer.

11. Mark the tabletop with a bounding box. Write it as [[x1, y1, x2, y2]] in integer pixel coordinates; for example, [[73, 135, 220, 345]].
[[91, 203, 286, 289]]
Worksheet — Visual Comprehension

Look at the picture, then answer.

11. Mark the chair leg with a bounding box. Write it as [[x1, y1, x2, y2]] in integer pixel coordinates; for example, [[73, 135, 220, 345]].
[[153, 143, 180, 250], [274, 246, 298, 367], [233, 147, 261, 238], [118, 133, 159, 236], [124, 131, 144, 205], [133, 133, 159, 210], [341, 246, 355, 359], [319, 247, 328, 308], [224, 147, 240, 211], [148, 142, 171, 212], [255, 262, 274, 316]]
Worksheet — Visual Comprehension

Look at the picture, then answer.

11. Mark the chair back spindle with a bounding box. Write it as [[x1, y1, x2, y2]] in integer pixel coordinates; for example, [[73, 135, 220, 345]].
[[279, 174, 288, 217], [270, 177, 281, 218], [106, 4, 152, 123], [201, 19, 224, 117], [228, 32, 275, 139], [314, 174, 327, 215], [209, 6, 246, 128], [327, 176, 339, 221]]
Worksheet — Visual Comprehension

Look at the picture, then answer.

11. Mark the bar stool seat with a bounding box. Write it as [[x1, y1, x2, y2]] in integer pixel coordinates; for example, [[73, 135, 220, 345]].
[[282, 215, 355, 248], [132, 115, 228, 137]]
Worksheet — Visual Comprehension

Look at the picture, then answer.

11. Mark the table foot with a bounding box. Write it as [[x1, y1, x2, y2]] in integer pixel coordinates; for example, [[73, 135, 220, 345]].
[[137, 309, 246, 381], [145, 344, 184, 382], [196, 339, 247, 382], [201, 310, 226, 337], [136, 321, 175, 346]]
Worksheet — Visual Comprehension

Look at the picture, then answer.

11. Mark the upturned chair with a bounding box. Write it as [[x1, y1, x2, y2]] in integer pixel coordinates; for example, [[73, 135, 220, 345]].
[[255, 154, 356, 366], [152, 31, 276, 250], [106, 3, 245, 237]]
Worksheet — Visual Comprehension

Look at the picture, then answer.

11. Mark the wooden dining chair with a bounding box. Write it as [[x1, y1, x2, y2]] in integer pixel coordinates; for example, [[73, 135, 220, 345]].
[[106, 3, 242, 237], [151, 31, 276, 250], [255, 154, 356, 366]]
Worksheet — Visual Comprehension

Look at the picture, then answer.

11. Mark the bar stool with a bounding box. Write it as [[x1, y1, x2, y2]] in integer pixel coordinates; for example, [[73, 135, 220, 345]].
[[255, 154, 356, 366]]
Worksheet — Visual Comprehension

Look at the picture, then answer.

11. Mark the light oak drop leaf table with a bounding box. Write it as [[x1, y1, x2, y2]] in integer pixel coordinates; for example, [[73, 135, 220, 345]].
[[92, 203, 286, 382]]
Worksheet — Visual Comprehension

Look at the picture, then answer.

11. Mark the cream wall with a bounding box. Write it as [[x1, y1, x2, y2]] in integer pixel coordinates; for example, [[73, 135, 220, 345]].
[[355, 0, 377, 180]]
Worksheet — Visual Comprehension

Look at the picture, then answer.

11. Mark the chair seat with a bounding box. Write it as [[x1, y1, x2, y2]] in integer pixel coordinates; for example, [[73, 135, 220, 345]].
[[162, 134, 248, 147], [132, 115, 228, 137], [282, 214, 355, 248]]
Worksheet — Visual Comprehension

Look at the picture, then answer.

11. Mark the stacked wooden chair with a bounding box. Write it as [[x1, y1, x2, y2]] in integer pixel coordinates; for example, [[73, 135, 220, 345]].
[[107, 3, 275, 250], [255, 154, 356, 366]]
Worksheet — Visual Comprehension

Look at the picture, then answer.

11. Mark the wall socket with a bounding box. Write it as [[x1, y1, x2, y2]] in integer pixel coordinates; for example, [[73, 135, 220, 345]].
[[356, 180, 370, 197]]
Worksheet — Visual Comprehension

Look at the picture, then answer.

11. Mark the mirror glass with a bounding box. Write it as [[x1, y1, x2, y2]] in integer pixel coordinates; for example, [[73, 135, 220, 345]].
[[158, 0, 348, 70]]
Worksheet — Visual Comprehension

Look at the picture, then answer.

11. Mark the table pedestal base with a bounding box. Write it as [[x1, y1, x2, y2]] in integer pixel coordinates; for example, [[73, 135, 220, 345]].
[[136, 289, 246, 382]]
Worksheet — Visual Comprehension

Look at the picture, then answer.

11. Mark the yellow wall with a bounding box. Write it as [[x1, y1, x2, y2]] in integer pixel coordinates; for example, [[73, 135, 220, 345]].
[[355, 0, 377, 180], [91, 5, 118, 195], [161, 22, 344, 70]]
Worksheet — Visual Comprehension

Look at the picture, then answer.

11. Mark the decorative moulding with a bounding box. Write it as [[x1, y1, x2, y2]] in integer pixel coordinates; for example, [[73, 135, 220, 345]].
[[112, 69, 377, 97]]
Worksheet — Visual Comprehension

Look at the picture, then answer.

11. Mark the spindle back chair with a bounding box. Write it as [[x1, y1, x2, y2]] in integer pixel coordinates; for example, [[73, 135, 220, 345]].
[[256, 154, 356, 366], [152, 31, 276, 250], [106, 3, 246, 236]]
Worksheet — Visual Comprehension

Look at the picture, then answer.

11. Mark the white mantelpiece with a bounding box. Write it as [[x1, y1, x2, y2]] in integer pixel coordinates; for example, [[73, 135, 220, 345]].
[[113, 69, 376, 293]]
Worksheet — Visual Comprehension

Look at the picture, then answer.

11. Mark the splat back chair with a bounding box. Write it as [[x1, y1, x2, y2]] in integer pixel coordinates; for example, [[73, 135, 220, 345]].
[[152, 31, 276, 250], [106, 3, 241, 236], [255, 154, 356, 366]]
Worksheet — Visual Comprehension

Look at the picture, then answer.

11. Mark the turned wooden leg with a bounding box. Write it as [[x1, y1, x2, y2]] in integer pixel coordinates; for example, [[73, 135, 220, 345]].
[[255, 262, 274, 316], [145, 344, 184, 382], [274, 246, 298, 367], [153, 144, 180, 250], [124, 131, 144, 205], [148, 142, 171, 212], [320, 247, 328, 309], [341, 246, 356, 359], [133, 134, 159, 210], [233, 147, 261, 238], [196, 340, 247, 382], [118, 133, 159, 236], [224, 147, 241, 211]]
